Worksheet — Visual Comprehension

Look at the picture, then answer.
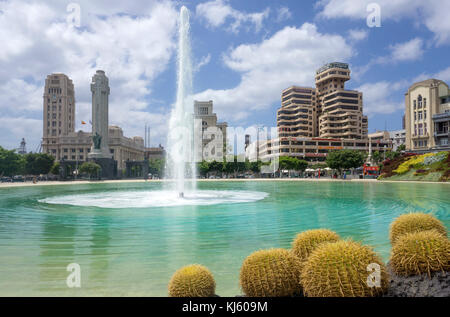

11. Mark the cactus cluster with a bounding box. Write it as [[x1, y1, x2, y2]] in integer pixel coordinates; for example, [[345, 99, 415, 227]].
[[390, 230, 450, 277], [239, 249, 302, 297], [291, 229, 340, 264], [167, 214, 448, 297], [301, 240, 389, 297], [389, 213, 447, 244], [168, 264, 216, 297]]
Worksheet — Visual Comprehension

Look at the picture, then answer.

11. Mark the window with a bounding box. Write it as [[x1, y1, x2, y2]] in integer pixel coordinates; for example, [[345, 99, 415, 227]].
[[414, 112, 417, 120], [418, 123, 423, 136], [413, 100, 416, 109], [424, 110, 426, 119], [418, 95, 422, 108], [424, 98, 426, 107], [64, 149, 68, 153], [418, 111, 423, 120]]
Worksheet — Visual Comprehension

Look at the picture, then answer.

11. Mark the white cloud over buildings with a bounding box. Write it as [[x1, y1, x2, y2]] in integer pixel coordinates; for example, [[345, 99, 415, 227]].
[[196, 0, 270, 33], [0, 0, 178, 149], [194, 23, 354, 122]]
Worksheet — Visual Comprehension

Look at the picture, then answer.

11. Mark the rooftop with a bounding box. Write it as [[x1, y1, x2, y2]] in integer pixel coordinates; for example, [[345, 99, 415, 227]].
[[316, 62, 349, 75]]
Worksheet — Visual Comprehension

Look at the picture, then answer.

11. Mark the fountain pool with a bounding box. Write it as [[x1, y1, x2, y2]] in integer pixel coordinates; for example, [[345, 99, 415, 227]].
[[0, 180, 448, 296]]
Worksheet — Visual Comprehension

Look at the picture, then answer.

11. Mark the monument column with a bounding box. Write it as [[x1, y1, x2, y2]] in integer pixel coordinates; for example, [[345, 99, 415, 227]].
[[89, 70, 112, 159]]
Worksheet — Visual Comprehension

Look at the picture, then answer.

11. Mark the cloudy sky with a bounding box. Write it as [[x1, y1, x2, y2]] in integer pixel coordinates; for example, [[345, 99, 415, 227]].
[[0, 0, 449, 151]]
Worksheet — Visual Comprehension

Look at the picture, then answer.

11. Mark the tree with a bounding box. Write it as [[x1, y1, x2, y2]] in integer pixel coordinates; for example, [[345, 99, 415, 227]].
[[79, 162, 101, 179], [50, 162, 61, 175], [397, 144, 406, 152], [198, 161, 209, 177], [149, 159, 165, 177], [0, 146, 25, 176], [372, 151, 382, 164], [326, 150, 365, 175], [208, 161, 223, 177], [24, 153, 54, 175], [295, 159, 308, 172], [279, 156, 308, 177]]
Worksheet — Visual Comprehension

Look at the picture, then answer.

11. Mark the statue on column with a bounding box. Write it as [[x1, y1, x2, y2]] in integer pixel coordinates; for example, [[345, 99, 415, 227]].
[[88, 70, 112, 159]]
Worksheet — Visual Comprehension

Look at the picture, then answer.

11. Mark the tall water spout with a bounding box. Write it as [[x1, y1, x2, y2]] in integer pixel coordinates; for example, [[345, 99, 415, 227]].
[[166, 6, 196, 193]]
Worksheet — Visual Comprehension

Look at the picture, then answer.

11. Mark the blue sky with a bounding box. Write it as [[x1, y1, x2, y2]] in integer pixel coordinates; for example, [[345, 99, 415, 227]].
[[0, 0, 449, 152]]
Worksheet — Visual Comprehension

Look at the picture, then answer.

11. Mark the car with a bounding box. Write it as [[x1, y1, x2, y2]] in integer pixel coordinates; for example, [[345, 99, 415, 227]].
[[1, 177, 13, 183], [12, 175, 25, 182]]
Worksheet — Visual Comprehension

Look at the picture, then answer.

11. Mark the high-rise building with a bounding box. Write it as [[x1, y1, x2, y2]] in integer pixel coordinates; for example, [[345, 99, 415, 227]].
[[41, 73, 145, 173], [194, 100, 227, 160], [278, 87, 316, 138], [316, 62, 367, 139], [277, 62, 367, 140], [42, 74, 75, 155], [404, 79, 450, 151]]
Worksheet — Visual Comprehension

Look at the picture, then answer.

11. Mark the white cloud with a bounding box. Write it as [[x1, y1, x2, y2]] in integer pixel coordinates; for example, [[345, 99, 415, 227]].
[[389, 38, 424, 62], [413, 66, 450, 83], [316, 0, 450, 46], [194, 54, 212, 72], [276, 7, 292, 23], [348, 29, 368, 42], [0, 0, 178, 150], [356, 81, 407, 115], [434, 67, 450, 82], [359, 67, 450, 117], [352, 38, 424, 80], [194, 23, 354, 123], [196, 0, 270, 33]]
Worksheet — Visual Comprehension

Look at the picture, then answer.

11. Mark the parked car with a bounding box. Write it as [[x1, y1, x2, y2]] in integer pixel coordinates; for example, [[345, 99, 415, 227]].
[[1, 177, 13, 183], [12, 175, 25, 182]]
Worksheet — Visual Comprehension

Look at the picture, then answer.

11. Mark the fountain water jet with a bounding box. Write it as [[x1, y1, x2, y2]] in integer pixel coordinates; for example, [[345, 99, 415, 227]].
[[166, 6, 197, 195]]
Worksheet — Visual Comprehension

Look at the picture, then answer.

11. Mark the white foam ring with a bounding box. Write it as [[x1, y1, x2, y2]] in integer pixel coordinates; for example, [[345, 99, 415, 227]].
[[39, 190, 268, 208]]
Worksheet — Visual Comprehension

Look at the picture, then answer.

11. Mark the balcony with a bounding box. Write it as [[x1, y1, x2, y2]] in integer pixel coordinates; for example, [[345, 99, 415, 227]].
[[432, 112, 450, 123], [434, 130, 449, 137]]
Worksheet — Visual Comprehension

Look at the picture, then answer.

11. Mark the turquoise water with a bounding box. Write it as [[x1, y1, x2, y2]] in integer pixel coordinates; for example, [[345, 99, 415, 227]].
[[0, 181, 449, 296]]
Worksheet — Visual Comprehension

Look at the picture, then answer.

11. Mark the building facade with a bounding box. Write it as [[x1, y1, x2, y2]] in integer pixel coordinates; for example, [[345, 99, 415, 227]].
[[277, 62, 368, 141], [42, 74, 75, 143], [278, 87, 316, 138], [389, 130, 406, 151], [247, 136, 391, 164], [42, 73, 145, 173], [405, 79, 450, 151], [194, 100, 227, 161], [432, 92, 450, 149]]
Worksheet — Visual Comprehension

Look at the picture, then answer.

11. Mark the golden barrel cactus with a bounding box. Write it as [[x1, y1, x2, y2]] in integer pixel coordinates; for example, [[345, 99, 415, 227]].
[[239, 249, 303, 297], [390, 230, 450, 277], [301, 240, 389, 297], [168, 264, 216, 297], [389, 213, 447, 244], [291, 229, 340, 263]]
